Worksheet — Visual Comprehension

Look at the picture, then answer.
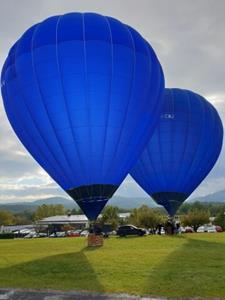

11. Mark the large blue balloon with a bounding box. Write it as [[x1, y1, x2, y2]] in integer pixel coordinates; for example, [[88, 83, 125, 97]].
[[130, 88, 223, 216], [1, 13, 164, 220]]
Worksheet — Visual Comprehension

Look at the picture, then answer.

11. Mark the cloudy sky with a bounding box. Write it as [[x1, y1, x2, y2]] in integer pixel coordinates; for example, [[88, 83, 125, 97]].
[[0, 0, 224, 203]]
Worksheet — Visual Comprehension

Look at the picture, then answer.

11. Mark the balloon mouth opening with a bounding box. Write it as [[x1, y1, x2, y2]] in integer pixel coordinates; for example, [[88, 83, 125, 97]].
[[151, 191, 188, 216], [66, 184, 118, 220]]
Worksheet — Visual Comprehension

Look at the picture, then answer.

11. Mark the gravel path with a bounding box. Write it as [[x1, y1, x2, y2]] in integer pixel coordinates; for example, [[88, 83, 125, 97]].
[[0, 288, 163, 300]]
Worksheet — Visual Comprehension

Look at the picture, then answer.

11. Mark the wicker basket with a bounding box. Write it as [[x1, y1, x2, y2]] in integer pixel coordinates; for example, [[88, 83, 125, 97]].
[[87, 233, 104, 247]]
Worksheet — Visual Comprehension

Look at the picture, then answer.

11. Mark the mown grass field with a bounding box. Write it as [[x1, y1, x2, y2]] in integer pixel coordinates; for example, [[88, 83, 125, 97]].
[[0, 233, 225, 298]]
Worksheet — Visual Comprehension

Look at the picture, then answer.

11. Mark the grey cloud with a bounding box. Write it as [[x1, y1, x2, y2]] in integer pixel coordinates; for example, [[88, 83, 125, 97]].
[[0, 152, 38, 178], [0, 102, 39, 178], [0, 182, 68, 202]]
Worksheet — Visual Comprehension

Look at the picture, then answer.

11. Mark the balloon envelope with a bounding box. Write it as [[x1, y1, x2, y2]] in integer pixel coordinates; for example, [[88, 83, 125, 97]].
[[1, 13, 164, 220], [130, 88, 223, 215]]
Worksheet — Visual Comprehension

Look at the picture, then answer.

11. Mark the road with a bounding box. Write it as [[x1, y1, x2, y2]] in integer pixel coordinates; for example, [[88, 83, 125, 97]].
[[0, 289, 162, 300]]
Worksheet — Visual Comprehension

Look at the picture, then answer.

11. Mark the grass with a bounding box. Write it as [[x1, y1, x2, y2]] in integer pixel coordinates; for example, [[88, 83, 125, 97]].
[[0, 233, 225, 298]]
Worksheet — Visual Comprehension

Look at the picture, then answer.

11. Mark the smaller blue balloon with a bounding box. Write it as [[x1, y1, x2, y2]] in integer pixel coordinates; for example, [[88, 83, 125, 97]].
[[130, 88, 223, 215]]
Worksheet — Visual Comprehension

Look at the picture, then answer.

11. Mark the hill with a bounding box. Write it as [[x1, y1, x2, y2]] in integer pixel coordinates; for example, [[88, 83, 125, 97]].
[[0, 195, 157, 213], [0, 197, 76, 213], [189, 189, 225, 203], [1, 189, 225, 213], [109, 195, 158, 208]]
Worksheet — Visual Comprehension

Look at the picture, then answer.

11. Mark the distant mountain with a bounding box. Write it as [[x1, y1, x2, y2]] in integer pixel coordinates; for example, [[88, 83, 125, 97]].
[[189, 189, 225, 203], [32, 197, 75, 208], [0, 203, 38, 213], [0, 195, 158, 213], [0, 197, 77, 213], [1, 189, 225, 214], [108, 195, 158, 209]]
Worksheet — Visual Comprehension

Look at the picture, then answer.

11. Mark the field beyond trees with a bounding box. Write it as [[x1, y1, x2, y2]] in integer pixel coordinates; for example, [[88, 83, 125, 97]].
[[0, 234, 225, 298]]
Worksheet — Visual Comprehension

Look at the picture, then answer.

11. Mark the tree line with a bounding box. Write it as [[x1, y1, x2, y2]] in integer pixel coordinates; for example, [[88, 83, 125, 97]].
[[0, 204, 67, 226], [100, 204, 225, 232], [0, 204, 132, 226], [0, 202, 225, 231]]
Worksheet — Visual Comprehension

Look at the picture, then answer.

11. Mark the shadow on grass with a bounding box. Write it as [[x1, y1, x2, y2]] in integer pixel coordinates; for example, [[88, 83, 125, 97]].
[[83, 245, 104, 252], [0, 248, 104, 292], [116, 235, 147, 239], [143, 236, 225, 298]]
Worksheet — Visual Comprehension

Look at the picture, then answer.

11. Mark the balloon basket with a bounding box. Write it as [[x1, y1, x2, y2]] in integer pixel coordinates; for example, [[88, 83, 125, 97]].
[[87, 233, 104, 247]]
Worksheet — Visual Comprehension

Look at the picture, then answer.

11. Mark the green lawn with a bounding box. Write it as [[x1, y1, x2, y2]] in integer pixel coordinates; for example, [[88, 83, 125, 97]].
[[0, 233, 225, 298]]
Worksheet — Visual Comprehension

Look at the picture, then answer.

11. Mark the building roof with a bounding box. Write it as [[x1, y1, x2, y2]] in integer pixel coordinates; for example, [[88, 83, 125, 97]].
[[37, 212, 130, 225], [1, 224, 34, 232], [37, 214, 88, 225], [118, 212, 130, 218]]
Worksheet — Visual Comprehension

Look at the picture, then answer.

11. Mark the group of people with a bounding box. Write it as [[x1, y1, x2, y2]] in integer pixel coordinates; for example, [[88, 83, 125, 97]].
[[163, 219, 181, 235], [150, 219, 181, 235]]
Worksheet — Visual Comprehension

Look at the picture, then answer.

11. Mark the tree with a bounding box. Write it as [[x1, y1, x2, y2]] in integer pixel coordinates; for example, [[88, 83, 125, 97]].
[[22, 210, 35, 223], [12, 210, 34, 225], [70, 207, 83, 215], [178, 202, 225, 216], [99, 205, 120, 230], [181, 209, 210, 232], [129, 205, 165, 229], [13, 214, 30, 225], [34, 204, 66, 221], [0, 210, 15, 226], [178, 202, 207, 214], [214, 212, 225, 230]]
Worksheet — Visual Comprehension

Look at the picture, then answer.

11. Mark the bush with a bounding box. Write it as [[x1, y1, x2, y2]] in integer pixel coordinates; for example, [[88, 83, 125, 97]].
[[181, 209, 210, 232], [0, 233, 14, 239], [128, 205, 165, 230], [99, 206, 120, 230], [214, 212, 225, 230]]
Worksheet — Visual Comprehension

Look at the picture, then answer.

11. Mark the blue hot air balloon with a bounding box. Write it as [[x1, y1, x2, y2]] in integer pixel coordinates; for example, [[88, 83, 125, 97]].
[[130, 88, 223, 216], [1, 13, 164, 220]]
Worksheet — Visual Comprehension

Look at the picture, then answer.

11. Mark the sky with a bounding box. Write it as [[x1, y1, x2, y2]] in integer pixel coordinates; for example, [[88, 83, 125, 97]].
[[0, 0, 225, 203]]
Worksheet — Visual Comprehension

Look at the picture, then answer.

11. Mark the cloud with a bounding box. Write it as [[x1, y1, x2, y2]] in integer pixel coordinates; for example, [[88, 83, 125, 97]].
[[0, 0, 225, 203], [0, 181, 67, 202]]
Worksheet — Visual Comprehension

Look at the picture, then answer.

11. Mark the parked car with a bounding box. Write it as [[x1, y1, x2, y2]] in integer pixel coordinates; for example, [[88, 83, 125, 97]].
[[80, 230, 89, 237], [207, 226, 217, 233], [24, 231, 38, 239], [37, 232, 47, 238], [15, 229, 33, 237], [161, 228, 165, 235], [110, 230, 117, 236], [184, 226, 194, 233], [117, 225, 146, 237], [215, 225, 223, 232], [180, 226, 186, 233], [49, 231, 66, 238], [67, 230, 81, 237], [197, 226, 206, 233]]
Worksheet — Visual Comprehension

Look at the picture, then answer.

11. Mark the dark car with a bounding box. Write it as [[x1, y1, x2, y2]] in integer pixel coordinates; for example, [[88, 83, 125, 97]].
[[116, 225, 146, 237]]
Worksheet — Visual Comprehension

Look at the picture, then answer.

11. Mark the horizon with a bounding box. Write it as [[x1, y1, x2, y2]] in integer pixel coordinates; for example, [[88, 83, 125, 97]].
[[0, 187, 224, 205]]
